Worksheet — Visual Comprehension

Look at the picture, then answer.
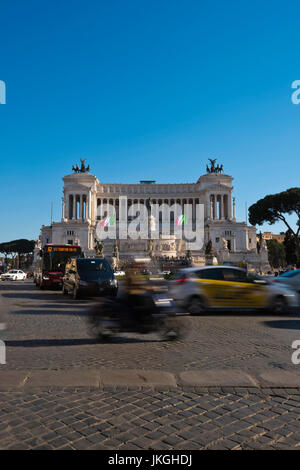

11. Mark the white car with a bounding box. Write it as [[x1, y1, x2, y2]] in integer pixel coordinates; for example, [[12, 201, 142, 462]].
[[114, 270, 126, 277], [168, 265, 299, 315], [273, 269, 300, 292], [1, 270, 27, 281]]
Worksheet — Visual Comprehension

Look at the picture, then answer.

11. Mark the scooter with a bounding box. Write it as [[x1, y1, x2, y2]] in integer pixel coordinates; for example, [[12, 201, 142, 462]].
[[87, 291, 186, 341]]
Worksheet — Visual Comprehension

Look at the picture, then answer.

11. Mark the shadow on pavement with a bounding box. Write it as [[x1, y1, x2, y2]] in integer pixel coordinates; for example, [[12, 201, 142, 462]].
[[263, 320, 300, 330], [10, 309, 90, 316], [5, 336, 162, 347], [195, 310, 300, 318], [2, 292, 80, 301]]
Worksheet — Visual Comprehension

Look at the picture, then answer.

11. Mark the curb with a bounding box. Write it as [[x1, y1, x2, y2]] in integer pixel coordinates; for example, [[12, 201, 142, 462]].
[[2, 368, 300, 390]]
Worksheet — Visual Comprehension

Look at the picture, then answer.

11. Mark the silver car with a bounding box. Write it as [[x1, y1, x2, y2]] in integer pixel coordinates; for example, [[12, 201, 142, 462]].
[[273, 269, 300, 293], [169, 266, 299, 315]]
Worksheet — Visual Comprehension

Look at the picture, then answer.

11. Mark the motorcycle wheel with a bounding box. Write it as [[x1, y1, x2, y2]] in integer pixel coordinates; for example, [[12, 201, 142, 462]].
[[88, 319, 115, 341], [161, 317, 186, 341]]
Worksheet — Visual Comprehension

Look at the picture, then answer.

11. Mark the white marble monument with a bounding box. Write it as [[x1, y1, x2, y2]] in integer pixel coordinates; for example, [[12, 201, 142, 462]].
[[38, 159, 270, 272]]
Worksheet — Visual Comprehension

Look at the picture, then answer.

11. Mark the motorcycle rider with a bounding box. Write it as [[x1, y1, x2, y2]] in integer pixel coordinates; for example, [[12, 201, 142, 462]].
[[122, 264, 155, 327]]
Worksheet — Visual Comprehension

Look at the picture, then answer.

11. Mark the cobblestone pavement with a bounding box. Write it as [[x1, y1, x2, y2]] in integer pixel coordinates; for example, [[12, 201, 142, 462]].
[[1, 281, 300, 450], [0, 281, 300, 373], [1, 386, 300, 450]]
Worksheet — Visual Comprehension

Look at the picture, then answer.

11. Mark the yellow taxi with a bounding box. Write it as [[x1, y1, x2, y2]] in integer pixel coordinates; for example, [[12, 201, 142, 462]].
[[169, 266, 299, 315]]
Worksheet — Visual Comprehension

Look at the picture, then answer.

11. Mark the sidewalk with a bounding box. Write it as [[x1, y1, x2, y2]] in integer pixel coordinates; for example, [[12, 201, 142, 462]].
[[1, 379, 300, 450]]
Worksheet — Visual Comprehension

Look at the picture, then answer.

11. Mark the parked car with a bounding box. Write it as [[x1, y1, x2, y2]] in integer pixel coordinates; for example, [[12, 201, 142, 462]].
[[62, 257, 118, 299], [114, 270, 126, 277], [273, 269, 300, 292], [1, 270, 27, 281], [168, 265, 299, 315]]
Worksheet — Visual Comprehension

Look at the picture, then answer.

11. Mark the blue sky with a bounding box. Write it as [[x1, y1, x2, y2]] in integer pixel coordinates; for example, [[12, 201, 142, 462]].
[[0, 0, 299, 242]]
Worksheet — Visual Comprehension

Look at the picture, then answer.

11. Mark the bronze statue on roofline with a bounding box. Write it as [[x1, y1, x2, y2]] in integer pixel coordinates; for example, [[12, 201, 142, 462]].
[[206, 158, 223, 174], [72, 158, 90, 173]]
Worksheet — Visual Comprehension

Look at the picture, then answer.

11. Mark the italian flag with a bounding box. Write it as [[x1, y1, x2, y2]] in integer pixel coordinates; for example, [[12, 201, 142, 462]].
[[176, 214, 185, 226], [100, 215, 115, 227]]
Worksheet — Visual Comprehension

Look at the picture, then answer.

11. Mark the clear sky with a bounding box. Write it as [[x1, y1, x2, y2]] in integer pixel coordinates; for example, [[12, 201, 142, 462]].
[[0, 0, 299, 243]]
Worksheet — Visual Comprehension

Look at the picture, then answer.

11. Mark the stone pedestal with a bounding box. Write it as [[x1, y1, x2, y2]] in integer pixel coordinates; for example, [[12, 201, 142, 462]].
[[205, 255, 218, 266]]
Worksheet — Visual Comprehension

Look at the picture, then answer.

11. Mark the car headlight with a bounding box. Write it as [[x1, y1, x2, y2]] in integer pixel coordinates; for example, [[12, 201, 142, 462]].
[[79, 280, 89, 287], [43, 276, 50, 280]]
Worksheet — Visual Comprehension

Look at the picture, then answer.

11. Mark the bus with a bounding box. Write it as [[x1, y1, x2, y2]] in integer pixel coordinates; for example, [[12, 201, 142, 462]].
[[34, 244, 82, 289]]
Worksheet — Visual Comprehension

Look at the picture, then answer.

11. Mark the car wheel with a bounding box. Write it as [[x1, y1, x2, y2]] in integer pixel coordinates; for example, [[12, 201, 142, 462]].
[[187, 296, 206, 315], [271, 296, 288, 315]]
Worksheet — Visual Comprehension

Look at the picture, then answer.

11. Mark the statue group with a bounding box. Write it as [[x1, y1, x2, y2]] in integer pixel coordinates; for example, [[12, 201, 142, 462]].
[[94, 239, 104, 257], [206, 158, 223, 174], [72, 158, 90, 173]]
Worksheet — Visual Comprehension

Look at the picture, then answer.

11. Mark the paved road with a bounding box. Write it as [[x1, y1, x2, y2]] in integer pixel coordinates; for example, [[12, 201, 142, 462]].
[[1, 280, 300, 450], [1, 280, 300, 373]]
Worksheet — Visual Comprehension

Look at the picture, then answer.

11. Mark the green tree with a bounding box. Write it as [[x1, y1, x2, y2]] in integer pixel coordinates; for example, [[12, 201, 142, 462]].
[[265, 239, 286, 269], [0, 239, 35, 269], [283, 229, 298, 266], [249, 188, 300, 267]]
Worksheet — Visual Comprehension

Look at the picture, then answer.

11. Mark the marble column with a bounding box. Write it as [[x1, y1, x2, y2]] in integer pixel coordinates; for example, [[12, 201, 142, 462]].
[[62, 197, 65, 220], [192, 198, 195, 223], [213, 195, 217, 220], [219, 195, 222, 219], [87, 193, 91, 220], [72, 194, 76, 220], [68, 195, 72, 219], [78, 195, 82, 220], [228, 194, 233, 220], [206, 194, 211, 219]]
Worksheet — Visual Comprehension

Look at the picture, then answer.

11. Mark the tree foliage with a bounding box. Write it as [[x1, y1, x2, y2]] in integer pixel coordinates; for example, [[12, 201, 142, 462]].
[[249, 188, 300, 266], [283, 230, 298, 266], [266, 239, 286, 269], [0, 239, 35, 255]]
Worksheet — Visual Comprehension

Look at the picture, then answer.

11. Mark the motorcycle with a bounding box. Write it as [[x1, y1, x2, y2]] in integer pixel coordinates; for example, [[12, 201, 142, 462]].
[[87, 291, 187, 341]]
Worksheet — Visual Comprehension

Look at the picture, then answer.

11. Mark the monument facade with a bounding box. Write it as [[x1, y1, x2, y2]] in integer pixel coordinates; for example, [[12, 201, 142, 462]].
[[38, 159, 269, 272]]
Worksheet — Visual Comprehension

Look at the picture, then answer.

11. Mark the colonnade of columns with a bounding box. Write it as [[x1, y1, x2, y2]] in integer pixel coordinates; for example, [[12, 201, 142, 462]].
[[96, 197, 201, 221], [62, 194, 234, 222], [64, 194, 91, 221], [208, 194, 232, 220]]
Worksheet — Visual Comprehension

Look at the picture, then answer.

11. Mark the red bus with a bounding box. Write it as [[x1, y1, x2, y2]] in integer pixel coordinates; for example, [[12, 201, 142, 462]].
[[34, 244, 82, 289]]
